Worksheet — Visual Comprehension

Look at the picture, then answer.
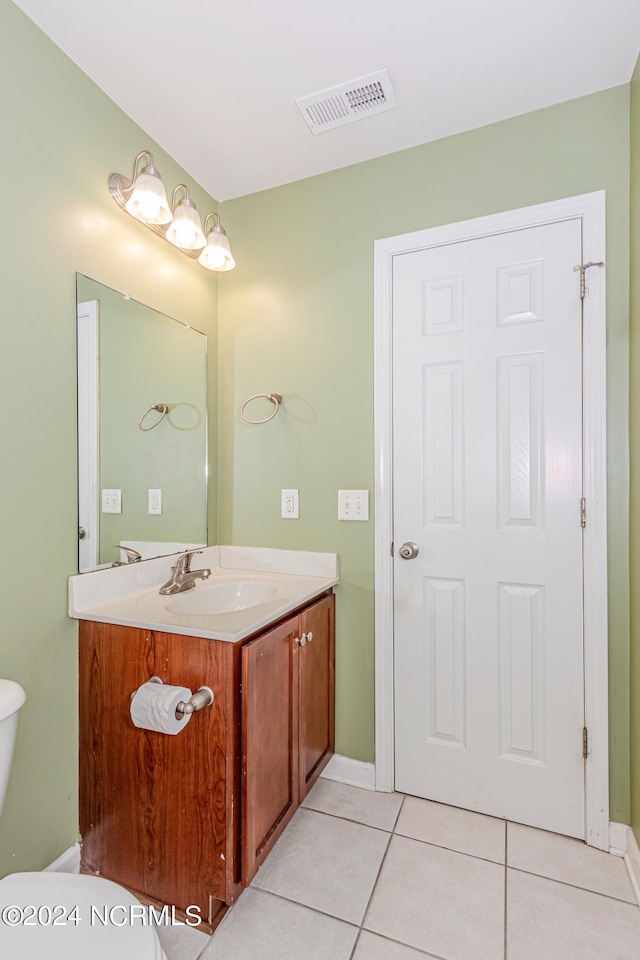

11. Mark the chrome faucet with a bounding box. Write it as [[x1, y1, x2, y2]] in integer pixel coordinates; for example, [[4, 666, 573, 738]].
[[111, 545, 143, 566], [159, 550, 211, 596]]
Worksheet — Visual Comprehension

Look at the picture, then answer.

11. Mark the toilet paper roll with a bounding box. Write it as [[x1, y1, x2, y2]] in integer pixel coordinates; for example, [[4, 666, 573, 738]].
[[130, 681, 193, 735]]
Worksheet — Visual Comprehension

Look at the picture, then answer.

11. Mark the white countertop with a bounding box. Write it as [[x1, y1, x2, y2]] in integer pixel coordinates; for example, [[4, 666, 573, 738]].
[[69, 546, 338, 642]]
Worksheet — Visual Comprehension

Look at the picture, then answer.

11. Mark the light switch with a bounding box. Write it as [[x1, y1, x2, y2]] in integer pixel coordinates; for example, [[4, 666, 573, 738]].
[[101, 489, 122, 514], [338, 489, 369, 521], [148, 489, 162, 515]]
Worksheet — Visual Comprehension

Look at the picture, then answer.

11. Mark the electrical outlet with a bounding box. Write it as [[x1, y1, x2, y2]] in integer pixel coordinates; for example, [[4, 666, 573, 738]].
[[338, 489, 369, 521], [148, 489, 162, 515], [281, 489, 299, 519], [101, 489, 122, 514]]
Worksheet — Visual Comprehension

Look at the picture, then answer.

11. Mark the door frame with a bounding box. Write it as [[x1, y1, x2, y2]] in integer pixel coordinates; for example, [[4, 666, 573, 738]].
[[373, 192, 609, 848], [77, 299, 100, 571]]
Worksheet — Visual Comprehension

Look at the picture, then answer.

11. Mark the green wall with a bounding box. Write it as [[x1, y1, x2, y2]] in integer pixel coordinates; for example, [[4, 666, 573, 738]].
[[0, 0, 218, 875], [219, 85, 632, 821], [630, 54, 640, 844]]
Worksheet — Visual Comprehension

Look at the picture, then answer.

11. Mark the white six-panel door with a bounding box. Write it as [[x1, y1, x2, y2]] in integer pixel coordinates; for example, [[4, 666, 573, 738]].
[[392, 218, 586, 838]]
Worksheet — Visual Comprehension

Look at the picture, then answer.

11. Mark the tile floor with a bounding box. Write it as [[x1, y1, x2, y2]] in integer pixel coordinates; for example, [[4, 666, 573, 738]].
[[156, 779, 640, 960]]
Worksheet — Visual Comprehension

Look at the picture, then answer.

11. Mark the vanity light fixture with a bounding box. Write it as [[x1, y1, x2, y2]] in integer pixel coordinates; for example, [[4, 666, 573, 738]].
[[166, 185, 206, 251], [198, 213, 236, 272], [119, 151, 172, 225], [108, 150, 235, 271]]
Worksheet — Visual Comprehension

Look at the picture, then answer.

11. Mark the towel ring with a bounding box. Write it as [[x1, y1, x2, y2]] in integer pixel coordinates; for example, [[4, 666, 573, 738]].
[[240, 393, 284, 424], [138, 403, 169, 432]]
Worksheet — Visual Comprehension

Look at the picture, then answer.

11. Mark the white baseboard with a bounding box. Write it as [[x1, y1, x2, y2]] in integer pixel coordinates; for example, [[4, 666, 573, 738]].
[[321, 754, 376, 791], [609, 821, 629, 857], [624, 827, 640, 908], [44, 843, 80, 874]]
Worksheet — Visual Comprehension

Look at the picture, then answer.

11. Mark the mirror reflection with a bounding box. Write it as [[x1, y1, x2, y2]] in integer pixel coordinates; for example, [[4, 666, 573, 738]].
[[76, 275, 208, 571]]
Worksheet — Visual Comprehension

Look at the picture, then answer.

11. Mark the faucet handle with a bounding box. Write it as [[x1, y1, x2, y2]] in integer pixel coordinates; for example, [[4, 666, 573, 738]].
[[112, 545, 142, 563], [174, 549, 203, 573]]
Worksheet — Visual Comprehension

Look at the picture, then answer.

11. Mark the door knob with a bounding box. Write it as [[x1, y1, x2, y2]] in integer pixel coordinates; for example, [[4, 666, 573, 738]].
[[399, 541, 419, 560]]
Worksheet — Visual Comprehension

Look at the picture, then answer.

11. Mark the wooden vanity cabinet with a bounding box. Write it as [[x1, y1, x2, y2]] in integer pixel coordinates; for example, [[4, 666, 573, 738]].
[[297, 594, 335, 798], [79, 591, 334, 930], [240, 616, 300, 885], [240, 594, 335, 885], [79, 621, 240, 931]]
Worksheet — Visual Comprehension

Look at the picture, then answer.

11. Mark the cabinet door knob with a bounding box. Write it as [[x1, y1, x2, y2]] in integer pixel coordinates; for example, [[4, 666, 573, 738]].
[[295, 635, 306, 647], [307, 632, 313, 643]]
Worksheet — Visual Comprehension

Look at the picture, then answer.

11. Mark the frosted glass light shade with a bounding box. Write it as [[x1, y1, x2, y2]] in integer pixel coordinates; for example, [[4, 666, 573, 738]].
[[198, 229, 236, 271], [125, 172, 172, 224], [112, 153, 238, 269], [166, 202, 206, 251]]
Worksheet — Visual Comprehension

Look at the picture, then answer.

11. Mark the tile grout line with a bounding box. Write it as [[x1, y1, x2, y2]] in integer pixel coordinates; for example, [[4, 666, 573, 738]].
[[348, 795, 406, 960], [301, 802, 401, 835], [352, 928, 453, 960], [391, 789, 508, 865], [348, 829, 395, 960], [249, 884, 361, 927], [506, 864, 640, 906], [392, 830, 506, 867], [391, 792, 406, 833]]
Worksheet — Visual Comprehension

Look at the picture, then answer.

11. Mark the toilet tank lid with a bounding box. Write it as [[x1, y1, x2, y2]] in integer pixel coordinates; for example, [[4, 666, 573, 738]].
[[0, 680, 26, 723]]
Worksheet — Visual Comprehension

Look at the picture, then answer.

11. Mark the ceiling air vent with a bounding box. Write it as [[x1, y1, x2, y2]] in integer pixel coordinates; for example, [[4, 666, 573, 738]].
[[296, 68, 398, 134]]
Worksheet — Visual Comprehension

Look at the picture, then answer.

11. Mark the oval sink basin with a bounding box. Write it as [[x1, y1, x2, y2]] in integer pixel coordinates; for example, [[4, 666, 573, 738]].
[[166, 580, 278, 615]]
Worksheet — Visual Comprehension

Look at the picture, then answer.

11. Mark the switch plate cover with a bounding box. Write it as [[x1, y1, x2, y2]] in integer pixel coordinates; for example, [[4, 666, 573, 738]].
[[101, 489, 122, 514], [338, 489, 369, 521]]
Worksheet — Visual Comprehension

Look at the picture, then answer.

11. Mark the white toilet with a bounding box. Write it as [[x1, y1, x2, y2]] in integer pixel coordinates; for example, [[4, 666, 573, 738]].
[[0, 679, 167, 958]]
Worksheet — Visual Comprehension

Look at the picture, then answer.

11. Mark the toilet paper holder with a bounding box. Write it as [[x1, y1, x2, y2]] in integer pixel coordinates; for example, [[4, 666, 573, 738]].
[[131, 677, 214, 718]]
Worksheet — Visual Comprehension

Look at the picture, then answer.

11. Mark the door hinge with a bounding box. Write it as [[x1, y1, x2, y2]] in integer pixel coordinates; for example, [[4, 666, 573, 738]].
[[580, 498, 586, 527], [583, 727, 588, 759], [573, 261, 605, 299]]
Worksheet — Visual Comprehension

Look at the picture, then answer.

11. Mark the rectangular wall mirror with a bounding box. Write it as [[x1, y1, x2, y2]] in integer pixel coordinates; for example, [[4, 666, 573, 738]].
[[76, 274, 208, 572]]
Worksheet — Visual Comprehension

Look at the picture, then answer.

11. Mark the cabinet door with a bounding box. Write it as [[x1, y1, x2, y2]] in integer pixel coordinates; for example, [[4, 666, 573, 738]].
[[241, 616, 299, 886], [298, 594, 335, 799]]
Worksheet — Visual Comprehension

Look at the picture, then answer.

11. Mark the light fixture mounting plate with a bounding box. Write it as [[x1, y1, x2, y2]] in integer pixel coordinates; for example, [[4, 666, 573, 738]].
[[108, 172, 201, 259]]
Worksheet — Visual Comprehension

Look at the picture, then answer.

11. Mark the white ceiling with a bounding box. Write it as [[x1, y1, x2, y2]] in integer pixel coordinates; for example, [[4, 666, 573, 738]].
[[12, 0, 640, 200]]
